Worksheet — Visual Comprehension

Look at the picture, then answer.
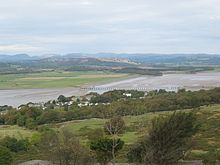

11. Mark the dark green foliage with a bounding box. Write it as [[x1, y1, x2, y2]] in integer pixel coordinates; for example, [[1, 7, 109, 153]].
[[0, 115, 4, 125], [40, 130, 92, 165], [0, 146, 13, 165], [12, 106, 42, 128], [114, 67, 163, 76], [128, 112, 198, 165], [127, 142, 145, 163], [0, 105, 13, 112], [202, 149, 220, 164], [0, 136, 29, 152], [87, 128, 105, 142], [58, 95, 71, 103], [37, 110, 62, 124], [90, 117, 125, 164], [3, 109, 18, 125], [90, 138, 124, 165], [91, 90, 145, 103]]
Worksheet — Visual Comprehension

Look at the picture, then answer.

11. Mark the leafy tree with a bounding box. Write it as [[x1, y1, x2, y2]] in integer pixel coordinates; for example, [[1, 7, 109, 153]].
[[128, 112, 198, 165], [16, 114, 26, 126], [203, 149, 220, 164], [127, 141, 145, 163], [90, 138, 124, 165], [25, 118, 37, 129], [37, 110, 62, 124], [0, 105, 13, 112], [0, 146, 13, 165], [0, 115, 5, 125], [1, 136, 29, 152], [3, 109, 17, 125], [58, 95, 70, 103], [40, 129, 90, 165], [87, 128, 105, 142]]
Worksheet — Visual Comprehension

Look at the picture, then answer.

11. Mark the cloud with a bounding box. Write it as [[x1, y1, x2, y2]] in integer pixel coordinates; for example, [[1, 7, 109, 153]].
[[0, 44, 41, 53], [80, 1, 92, 5], [0, 0, 220, 55]]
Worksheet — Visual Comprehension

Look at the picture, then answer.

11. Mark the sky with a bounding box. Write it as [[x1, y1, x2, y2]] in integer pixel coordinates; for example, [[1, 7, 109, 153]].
[[0, 0, 220, 55]]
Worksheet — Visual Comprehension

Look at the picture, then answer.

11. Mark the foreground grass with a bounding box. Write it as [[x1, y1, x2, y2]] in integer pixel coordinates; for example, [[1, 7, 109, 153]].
[[0, 71, 129, 89]]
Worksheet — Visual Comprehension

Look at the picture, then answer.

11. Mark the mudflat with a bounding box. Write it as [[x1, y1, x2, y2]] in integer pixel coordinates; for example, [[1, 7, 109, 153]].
[[92, 72, 220, 91], [1, 72, 220, 107], [0, 88, 88, 107]]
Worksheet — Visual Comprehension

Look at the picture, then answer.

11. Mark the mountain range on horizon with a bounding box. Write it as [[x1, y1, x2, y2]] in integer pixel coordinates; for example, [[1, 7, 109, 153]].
[[1, 53, 220, 65]]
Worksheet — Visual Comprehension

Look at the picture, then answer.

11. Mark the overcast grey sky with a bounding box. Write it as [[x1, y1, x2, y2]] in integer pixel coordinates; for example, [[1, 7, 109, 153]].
[[0, 0, 220, 55]]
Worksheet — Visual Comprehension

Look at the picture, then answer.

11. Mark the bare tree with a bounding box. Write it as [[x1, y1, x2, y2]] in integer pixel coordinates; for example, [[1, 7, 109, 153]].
[[104, 116, 125, 164]]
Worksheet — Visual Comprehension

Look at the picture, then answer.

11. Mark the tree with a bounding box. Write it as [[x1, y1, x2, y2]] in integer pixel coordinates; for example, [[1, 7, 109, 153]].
[[87, 128, 105, 142], [0, 146, 13, 165], [127, 141, 145, 164], [104, 116, 125, 164], [16, 114, 26, 126], [128, 112, 198, 165], [90, 138, 124, 165], [1, 136, 29, 152], [37, 110, 62, 124], [58, 95, 70, 103], [203, 149, 220, 164], [40, 129, 91, 165], [104, 116, 125, 135]]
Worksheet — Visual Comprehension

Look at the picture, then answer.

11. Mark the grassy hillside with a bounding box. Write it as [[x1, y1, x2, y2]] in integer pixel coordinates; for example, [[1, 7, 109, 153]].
[[50, 104, 220, 160], [1, 104, 220, 162]]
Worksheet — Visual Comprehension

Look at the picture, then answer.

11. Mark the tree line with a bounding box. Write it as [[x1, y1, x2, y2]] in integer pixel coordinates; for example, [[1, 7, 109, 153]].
[[1, 88, 220, 128]]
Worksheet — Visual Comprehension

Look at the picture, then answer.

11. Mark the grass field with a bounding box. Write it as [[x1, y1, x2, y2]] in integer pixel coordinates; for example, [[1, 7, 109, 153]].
[[0, 71, 129, 89]]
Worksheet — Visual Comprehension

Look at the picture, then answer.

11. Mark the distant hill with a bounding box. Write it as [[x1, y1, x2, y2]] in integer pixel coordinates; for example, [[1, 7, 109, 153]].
[[34, 56, 134, 69], [1, 53, 220, 65], [0, 54, 37, 62], [86, 53, 220, 65], [47, 53, 220, 65]]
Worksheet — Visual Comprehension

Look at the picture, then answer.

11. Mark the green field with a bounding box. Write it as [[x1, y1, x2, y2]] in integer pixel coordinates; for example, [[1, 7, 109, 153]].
[[0, 71, 129, 89]]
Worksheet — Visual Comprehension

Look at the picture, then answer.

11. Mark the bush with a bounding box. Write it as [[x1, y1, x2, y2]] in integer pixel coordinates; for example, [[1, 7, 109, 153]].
[[128, 112, 199, 165], [1, 136, 29, 152], [0, 146, 13, 165]]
